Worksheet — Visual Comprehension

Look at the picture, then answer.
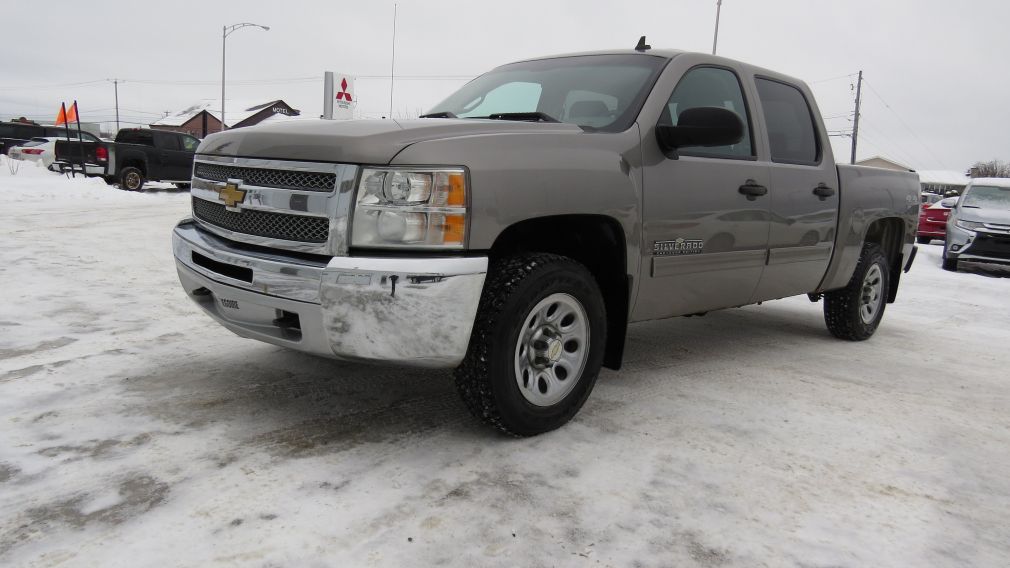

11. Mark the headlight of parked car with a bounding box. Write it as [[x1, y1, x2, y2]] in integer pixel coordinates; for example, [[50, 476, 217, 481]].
[[351, 167, 467, 248], [955, 219, 985, 232]]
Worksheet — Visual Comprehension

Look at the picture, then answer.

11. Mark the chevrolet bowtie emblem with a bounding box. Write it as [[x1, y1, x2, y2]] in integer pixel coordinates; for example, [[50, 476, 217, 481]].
[[217, 181, 247, 208]]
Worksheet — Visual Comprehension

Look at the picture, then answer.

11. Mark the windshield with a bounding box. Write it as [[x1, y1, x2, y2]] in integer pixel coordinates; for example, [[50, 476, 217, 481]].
[[426, 54, 668, 132], [962, 185, 1010, 210]]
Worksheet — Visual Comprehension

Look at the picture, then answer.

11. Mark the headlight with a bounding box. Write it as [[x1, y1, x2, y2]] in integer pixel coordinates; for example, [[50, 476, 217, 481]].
[[351, 167, 467, 248], [955, 219, 985, 232]]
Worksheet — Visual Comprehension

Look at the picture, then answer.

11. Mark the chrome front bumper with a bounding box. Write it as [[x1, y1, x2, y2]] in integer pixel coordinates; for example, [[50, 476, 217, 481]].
[[172, 220, 488, 368]]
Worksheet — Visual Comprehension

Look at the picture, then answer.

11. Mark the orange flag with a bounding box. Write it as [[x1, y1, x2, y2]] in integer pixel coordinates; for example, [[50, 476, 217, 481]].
[[55, 103, 67, 125], [66, 101, 79, 123]]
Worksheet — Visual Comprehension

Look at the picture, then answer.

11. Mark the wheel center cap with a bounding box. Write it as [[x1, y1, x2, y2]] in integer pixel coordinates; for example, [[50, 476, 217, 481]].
[[547, 338, 563, 362]]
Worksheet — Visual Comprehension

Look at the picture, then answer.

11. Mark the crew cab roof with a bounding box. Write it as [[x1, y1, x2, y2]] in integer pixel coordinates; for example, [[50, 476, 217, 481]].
[[506, 49, 810, 90]]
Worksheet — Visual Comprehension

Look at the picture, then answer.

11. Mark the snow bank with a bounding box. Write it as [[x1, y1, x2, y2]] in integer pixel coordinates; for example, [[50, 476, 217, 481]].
[[0, 155, 179, 207]]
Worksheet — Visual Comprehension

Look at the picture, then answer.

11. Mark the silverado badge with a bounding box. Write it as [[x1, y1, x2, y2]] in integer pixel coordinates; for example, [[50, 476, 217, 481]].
[[653, 238, 704, 256], [217, 181, 247, 208]]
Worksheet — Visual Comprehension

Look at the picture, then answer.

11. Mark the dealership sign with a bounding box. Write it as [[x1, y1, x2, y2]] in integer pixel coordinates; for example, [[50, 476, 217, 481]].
[[324, 71, 355, 120]]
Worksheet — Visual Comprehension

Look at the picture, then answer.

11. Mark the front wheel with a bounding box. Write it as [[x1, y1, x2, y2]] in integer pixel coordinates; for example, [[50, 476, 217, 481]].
[[916, 236, 931, 245], [120, 167, 145, 191], [454, 254, 606, 436], [823, 243, 890, 341]]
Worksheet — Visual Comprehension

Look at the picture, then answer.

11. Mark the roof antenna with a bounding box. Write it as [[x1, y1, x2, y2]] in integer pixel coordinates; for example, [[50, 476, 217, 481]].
[[635, 36, 651, 52]]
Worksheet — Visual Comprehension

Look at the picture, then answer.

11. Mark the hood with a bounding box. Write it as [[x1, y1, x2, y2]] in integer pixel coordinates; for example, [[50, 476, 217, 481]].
[[196, 118, 584, 164], [960, 207, 1010, 226]]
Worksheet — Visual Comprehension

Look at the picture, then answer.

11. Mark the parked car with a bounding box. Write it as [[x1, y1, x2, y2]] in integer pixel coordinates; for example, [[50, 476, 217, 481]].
[[943, 178, 1010, 271], [54, 128, 200, 191], [171, 45, 919, 435], [917, 197, 954, 244], [8, 135, 102, 172], [0, 121, 99, 155]]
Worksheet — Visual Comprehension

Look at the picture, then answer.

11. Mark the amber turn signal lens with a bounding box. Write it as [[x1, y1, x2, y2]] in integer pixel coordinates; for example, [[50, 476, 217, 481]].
[[446, 172, 466, 207], [442, 214, 466, 245]]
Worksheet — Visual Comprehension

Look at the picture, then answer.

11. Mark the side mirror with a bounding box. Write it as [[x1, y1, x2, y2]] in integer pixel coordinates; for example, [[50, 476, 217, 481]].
[[656, 106, 744, 158], [940, 197, 958, 208]]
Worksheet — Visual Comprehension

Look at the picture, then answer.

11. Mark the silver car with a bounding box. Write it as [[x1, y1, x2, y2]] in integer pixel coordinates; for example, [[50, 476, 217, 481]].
[[943, 178, 1010, 271]]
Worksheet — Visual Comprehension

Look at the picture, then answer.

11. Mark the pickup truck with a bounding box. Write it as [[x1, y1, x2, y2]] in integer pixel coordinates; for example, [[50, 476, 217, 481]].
[[55, 128, 199, 190], [171, 46, 920, 436]]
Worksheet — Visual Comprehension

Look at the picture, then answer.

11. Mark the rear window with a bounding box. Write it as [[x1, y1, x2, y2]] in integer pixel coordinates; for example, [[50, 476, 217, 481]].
[[118, 130, 155, 145], [755, 78, 820, 164]]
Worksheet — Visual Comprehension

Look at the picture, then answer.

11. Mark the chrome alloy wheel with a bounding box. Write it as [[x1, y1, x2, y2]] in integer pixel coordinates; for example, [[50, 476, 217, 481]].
[[514, 293, 590, 407], [859, 264, 883, 324], [125, 171, 141, 190]]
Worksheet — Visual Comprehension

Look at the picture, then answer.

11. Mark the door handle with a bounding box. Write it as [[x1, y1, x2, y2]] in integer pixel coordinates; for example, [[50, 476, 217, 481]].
[[813, 183, 836, 200], [738, 179, 768, 200]]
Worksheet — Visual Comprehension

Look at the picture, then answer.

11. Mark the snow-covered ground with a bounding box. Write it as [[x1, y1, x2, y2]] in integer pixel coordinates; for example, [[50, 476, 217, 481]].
[[2, 157, 1009, 567]]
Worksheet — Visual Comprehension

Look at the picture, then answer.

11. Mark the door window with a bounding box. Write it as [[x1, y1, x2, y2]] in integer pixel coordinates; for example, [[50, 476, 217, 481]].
[[156, 132, 180, 150], [180, 135, 200, 152], [661, 67, 753, 158], [755, 78, 819, 165]]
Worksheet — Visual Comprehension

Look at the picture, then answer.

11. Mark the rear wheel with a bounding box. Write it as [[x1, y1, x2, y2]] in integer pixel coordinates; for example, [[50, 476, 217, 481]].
[[454, 253, 606, 436], [120, 167, 144, 191], [823, 243, 890, 341], [916, 236, 931, 245]]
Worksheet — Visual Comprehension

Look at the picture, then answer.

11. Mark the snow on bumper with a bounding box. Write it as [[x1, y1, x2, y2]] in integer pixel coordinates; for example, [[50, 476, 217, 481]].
[[172, 220, 487, 368]]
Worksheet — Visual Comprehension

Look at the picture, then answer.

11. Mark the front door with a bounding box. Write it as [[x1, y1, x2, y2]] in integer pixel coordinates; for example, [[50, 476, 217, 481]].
[[635, 65, 771, 320], [750, 78, 839, 301]]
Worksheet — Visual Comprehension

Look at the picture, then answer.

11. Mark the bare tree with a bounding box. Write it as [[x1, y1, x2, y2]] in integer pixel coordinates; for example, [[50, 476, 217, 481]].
[[970, 160, 1010, 178]]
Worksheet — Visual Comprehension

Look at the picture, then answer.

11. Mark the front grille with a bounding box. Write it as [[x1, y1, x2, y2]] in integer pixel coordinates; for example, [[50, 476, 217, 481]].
[[194, 162, 336, 192], [969, 234, 1010, 258], [192, 198, 329, 243]]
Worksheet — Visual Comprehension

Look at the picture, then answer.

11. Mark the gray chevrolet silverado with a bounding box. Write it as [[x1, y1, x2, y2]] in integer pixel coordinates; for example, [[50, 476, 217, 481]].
[[172, 47, 920, 435]]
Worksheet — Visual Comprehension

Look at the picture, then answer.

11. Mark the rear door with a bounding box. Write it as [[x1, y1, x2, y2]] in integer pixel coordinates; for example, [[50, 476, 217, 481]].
[[153, 131, 191, 181], [635, 60, 771, 320], [749, 77, 839, 301]]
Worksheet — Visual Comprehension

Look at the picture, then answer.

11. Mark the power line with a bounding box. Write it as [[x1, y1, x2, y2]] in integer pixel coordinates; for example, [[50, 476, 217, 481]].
[[0, 79, 107, 91], [861, 79, 947, 168], [809, 72, 857, 85]]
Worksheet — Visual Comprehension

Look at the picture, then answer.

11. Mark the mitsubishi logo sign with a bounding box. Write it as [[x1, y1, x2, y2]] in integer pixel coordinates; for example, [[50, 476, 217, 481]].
[[335, 75, 355, 113], [323, 71, 356, 120], [336, 78, 353, 102]]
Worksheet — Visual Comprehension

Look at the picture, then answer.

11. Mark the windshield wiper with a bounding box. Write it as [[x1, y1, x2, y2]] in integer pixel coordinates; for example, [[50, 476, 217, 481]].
[[476, 112, 560, 123], [419, 111, 457, 118], [961, 205, 980, 208]]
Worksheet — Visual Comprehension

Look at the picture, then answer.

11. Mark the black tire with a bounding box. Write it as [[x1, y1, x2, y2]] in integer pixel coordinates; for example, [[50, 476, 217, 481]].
[[941, 255, 958, 272], [823, 243, 890, 341], [174, 183, 191, 190], [454, 253, 607, 436], [916, 236, 931, 245], [120, 167, 145, 191]]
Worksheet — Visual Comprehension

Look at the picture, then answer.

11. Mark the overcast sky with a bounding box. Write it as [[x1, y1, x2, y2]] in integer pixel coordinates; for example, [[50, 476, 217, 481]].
[[2, 0, 1006, 172]]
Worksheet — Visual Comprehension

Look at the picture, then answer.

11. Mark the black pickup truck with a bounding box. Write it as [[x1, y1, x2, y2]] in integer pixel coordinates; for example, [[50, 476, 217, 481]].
[[55, 128, 200, 191]]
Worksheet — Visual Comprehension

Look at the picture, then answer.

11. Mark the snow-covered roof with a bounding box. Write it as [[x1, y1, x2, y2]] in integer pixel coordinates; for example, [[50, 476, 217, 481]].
[[856, 155, 912, 171], [917, 170, 969, 186], [151, 99, 297, 127], [969, 177, 1010, 188]]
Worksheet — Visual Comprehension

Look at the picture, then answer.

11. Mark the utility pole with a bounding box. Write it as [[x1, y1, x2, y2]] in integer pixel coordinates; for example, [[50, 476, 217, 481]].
[[850, 70, 863, 165], [712, 0, 723, 55], [107, 79, 122, 133], [389, 4, 398, 118]]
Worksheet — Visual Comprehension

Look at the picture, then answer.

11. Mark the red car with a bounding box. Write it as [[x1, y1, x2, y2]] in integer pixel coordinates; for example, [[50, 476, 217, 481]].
[[917, 199, 953, 244]]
